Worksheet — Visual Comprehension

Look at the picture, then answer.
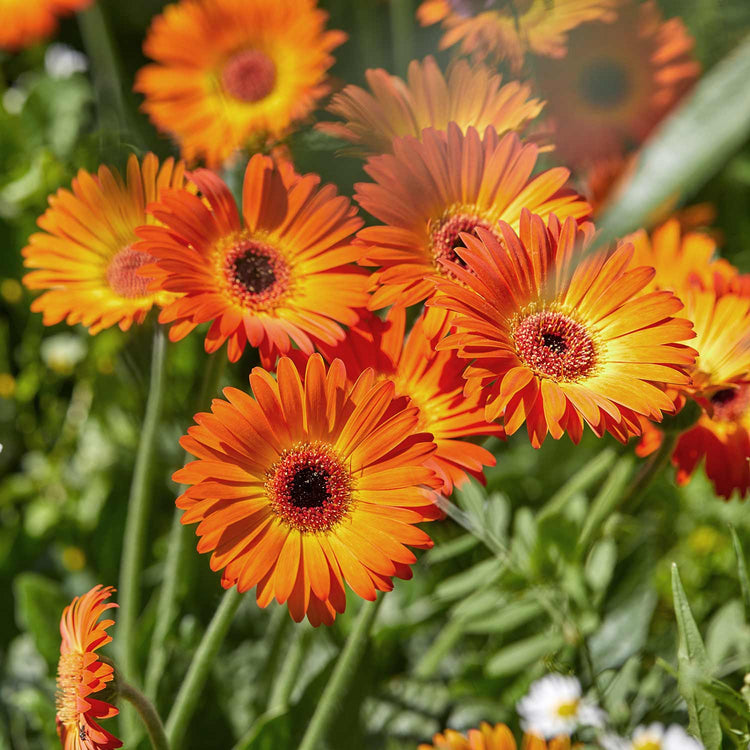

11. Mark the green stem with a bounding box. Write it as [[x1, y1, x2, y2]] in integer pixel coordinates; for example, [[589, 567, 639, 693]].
[[389, 0, 414, 77], [165, 588, 244, 748], [119, 681, 169, 750], [117, 326, 168, 686], [144, 353, 227, 702], [298, 596, 384, 750], [268, 626, 310, 712], [621, 431, 679, 512], [414, 617, 465, 679]]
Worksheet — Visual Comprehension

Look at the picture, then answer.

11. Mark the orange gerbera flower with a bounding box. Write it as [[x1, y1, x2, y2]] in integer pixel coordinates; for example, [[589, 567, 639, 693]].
[[429, 210, 696, 448], [0, 0, 91, 50], [318, 55, 543, 156], [355, 123, 590, 321], [174, 354, 440, 625], [138, 154, 368, 364], [302, 308, 504, 494], [22, 154, 185, 335], [416, 0, 616, 71], [418, 722, 573, 750], [56, 585, 121, 750], [536, 0, 700, 167], [135, 0, 345, 167]]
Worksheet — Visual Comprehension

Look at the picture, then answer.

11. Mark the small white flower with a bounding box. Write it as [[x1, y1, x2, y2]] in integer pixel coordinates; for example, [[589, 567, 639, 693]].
[[631, 723, 703, 750], [516, 673, 606, 739], [44, 44, 88, 79]]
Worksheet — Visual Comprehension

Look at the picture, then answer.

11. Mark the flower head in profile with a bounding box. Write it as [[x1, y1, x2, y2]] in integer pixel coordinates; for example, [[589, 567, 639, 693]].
[[301, 308, 504, 494], [56, 585, 121, 750], [418, 721, 573, 750], [138, 154, 368, 364], [517, 674, 605, 739], [175, 354, 441, 625], [23, 154, 185, 335], [318, 55, 543, 156], [355, 123, 590, 328], [0, 0, 91, 50], [429, 210, 696, 447], [416, 0, 617, 71], [135, 0, 345, 167], [536, 1, 700, 166], [603, 723, 703, 750]]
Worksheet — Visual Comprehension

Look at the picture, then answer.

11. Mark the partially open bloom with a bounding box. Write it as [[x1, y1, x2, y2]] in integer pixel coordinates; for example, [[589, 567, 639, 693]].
[[603, 723, 703, 750], [135, 0, 345, 167], [138, 154, 368, 364], [303, 308, 504, 494], [23, 154, 185, 335], [430, 211, 696, 447], [418, 721, 573, 750], [416, 0, 616, 71], [517, 674, 605, 739], [355, 123, 590, 319], [318, 55, 543, 156], [536, 1, 700, 166], [56, 586, 120, 750], [0, 0, 91, 50], [175, 354, 440, 625]]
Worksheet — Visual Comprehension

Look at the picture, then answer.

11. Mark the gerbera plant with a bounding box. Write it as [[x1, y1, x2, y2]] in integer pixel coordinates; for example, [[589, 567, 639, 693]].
[[22, 154, 185, 335], [175, 354, 441, 625], [135, 0, 345, 167], [137, 153, 368, 363]]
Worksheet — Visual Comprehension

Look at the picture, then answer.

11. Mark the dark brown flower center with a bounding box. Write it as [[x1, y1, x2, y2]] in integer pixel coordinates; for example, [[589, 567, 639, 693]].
[[513, 309, 597, 381], [267, 442, 353, 533], [578, 59, 630, 109], [223, 239, 290, 311], [106, 246, 154, 299], [710, 386, 750, 422], [221, 49, 276, 103], [431, 212, 495, 273]]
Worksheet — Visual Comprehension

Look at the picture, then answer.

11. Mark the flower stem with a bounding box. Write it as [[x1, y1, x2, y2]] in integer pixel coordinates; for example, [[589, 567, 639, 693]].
[[389, 0, 414, 77], [116, 326, 168, 694], [621, 431, 679, 511], [118, 681, 169, 750], [298, 596, 384, 750], [268, 625, 310, 712], [144, 352, 227, 702], [165, 588, 244, 748]]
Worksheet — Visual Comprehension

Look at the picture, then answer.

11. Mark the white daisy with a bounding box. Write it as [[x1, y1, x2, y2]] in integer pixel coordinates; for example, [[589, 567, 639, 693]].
[[601, 723, 704, 750], [516, 674, 606, 739]]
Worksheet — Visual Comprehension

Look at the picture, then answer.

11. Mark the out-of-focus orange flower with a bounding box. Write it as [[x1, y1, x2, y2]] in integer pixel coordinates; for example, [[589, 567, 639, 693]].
[[297, 308, 504, 494], [416, 0, 616, 71], [536, 0, 700, 167], [22, 154, 185, 335], [318, 55, 543, 156], [135, 0, 345, 167], [418, 721, 574, 750], [0, 0, 91, 50], [137, 154, 368, 365], [174, 354, 441, 626], [429, 210, 696, 448], [56, 586, 121, 750], [355, 123, 590, 333]]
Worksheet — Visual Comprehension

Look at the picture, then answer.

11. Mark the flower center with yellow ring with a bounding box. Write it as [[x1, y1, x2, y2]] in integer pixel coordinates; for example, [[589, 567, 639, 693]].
[[221, 49, 277, 103], [106, 246, 154, 299]]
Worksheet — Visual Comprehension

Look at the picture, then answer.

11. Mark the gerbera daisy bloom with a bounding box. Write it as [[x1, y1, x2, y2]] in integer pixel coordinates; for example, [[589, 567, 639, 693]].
[[0, 0, 91, 50], [416, 0, 617, 72], [134, 0, 345, 167], [302, 307, 504, 494], [535, 1, 700, 167], [56, 585, 121, 750], [418, 721, 574, 750], [429, 210, 696, 447], [602, 723, 703, 750], [317, 55, 543, 156], [355, 123, 590, 320], [517, 674, 605, 739], [138, 153, 368, 364], [174, 354, 441, 626], [22, 154, 185, 335]]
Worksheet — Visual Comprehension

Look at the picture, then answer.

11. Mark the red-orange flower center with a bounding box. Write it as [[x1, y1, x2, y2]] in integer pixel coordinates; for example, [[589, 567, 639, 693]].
[[578, 58, 631, 109], [221, 49, 277, 103], [431, 212, 495, 272], [56, 651, 84, 726], [513, 309, 598, 381], [710, 386, 750, 423], [106, 246, 154, 299], [266, 441, 353, 533], [223, 239, 290, 311]]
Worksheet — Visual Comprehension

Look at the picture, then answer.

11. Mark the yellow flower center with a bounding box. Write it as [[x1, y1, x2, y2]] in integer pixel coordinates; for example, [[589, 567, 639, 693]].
[[56, 651, 84, 725], [634, 741, 661, 750], [555, 699, 580, 717]]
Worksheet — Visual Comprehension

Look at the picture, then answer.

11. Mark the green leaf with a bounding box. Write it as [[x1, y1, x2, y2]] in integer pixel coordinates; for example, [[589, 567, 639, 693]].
[[486, 631, 565, 677], [672, 563, 722, 750], [232, 709, 292, 750], [703, 678, 750, 725], [13, 573, 68, 669], [464, 597, 546, 635], [730, 525, 750, 618]]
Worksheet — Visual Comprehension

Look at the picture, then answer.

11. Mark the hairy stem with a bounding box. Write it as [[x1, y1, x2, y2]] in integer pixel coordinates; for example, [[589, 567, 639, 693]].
[[119, 681, 169, 750]]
